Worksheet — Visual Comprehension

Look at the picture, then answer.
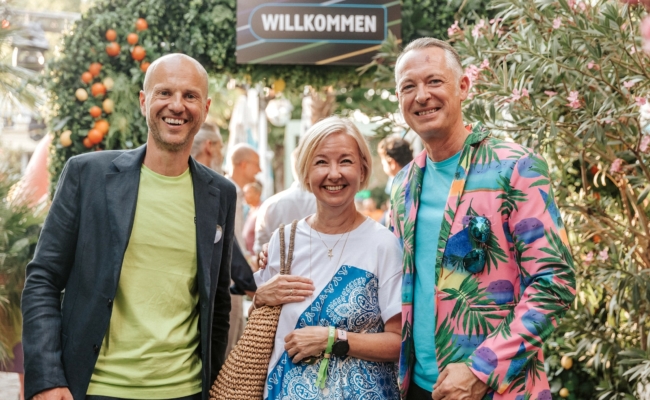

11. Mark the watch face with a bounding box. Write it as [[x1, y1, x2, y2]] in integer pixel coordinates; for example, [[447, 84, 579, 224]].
[[332, 340, 349, 357]]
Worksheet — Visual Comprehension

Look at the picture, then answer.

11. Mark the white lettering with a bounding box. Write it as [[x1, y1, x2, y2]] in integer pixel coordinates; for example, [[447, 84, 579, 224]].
[[294, 14, 304, 31], [314, 14, 326, 31], [261, 14, 280, 31], [304, 14, 314, 31], [279, 13, 284, 30], [327, 15, 340, 32], [355, 15, 364, 32], [365, 15, 376, 32], [341, 15, 353, 32], [285, 14, 294, 31]]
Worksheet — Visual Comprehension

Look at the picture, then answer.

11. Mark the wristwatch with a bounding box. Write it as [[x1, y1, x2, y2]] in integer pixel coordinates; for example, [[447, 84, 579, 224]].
[[331, 329, 349, 357]]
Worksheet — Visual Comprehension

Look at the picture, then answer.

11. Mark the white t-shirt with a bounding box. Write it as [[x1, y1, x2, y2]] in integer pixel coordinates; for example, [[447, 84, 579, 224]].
[[254, 217, 403, 399]]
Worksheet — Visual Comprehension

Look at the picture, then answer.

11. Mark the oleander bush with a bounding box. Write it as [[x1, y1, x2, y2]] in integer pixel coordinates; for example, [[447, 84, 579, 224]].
[[455, 0, 650, 397]]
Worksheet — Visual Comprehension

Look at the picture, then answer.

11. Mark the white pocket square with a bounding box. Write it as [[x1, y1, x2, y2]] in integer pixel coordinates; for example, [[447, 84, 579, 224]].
[[214, 225, 223, 243]]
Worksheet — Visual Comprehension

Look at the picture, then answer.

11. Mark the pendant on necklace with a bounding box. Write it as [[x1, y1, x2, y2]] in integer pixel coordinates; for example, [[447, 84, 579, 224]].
[[327, 249, 333, 259]]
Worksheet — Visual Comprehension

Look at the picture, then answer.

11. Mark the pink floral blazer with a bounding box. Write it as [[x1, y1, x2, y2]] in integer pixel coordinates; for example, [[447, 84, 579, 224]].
[[390, 125, 575, 400]]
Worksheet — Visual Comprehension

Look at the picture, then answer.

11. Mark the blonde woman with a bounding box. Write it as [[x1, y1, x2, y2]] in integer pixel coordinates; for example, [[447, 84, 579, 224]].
[[253, 116, 402, 399]]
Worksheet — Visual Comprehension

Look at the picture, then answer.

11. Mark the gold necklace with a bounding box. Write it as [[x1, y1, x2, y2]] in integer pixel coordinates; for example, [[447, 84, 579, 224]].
[[311, 216, 357, 261]]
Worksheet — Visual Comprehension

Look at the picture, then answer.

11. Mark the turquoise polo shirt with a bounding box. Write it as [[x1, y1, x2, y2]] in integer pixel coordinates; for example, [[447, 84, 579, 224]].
[[413, 151, 460, 391]]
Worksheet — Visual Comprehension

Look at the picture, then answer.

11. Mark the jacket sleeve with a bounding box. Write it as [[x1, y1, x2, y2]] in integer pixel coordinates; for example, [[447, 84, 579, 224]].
[[21, 158, 80, 399], [210, 184, 236, 380], [468, 152, 576, 393]]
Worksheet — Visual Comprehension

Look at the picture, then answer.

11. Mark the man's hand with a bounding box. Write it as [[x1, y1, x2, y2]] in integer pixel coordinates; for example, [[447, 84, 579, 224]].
[[284, 326, 329, 363], [431, 363, 489, 400], [32, 387, 73, 400]]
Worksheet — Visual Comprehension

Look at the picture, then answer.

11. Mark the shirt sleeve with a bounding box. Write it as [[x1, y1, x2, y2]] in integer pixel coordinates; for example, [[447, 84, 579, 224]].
[[377, 231, 403, 323]]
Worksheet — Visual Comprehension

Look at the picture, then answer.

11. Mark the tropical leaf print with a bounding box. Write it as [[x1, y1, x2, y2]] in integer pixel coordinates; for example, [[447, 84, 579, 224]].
[[488, 308, 515, 340], [440, 275, 498, 338], [496, 175, 528, 218], [435, 315, 462, 367]]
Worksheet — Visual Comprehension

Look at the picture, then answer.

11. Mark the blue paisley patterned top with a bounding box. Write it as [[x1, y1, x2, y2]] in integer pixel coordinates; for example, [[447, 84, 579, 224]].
[[254, 218, 403, 400]]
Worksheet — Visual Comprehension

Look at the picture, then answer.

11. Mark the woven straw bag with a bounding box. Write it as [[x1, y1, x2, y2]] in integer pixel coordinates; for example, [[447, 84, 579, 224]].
[[210, 220, 298, 400]]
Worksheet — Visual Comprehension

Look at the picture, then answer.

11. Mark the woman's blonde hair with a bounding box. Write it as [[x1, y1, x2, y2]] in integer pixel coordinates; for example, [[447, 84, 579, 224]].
[[295, 116, 372, 193]]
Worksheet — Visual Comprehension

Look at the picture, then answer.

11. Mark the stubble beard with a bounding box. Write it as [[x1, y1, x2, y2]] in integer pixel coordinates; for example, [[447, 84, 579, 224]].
[[148, 120, 193, 153]]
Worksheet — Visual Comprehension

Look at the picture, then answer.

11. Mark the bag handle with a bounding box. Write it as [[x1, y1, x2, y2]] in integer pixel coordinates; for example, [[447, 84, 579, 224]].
[[279, 219, 298, 275]]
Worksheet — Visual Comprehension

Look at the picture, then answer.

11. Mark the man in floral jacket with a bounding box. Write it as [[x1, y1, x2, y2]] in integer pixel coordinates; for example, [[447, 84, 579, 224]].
[[390, 38, 575, 400]]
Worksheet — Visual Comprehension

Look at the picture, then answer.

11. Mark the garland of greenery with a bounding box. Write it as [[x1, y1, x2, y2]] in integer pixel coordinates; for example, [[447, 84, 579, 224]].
[[47, 0, 488, 186]]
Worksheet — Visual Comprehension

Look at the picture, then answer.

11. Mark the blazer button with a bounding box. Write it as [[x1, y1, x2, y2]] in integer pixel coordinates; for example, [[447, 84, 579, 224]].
[[107, 299, 113, 308], [93, 344, 100, 353]]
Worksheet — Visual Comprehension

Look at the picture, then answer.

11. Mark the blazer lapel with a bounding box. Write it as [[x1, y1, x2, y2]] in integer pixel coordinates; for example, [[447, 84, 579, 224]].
[[105, 145, 147, 287], [189, 158, 220, 300]]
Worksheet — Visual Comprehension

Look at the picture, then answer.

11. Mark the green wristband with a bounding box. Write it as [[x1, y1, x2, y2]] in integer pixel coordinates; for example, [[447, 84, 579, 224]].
[[316, 326, 336, 389]]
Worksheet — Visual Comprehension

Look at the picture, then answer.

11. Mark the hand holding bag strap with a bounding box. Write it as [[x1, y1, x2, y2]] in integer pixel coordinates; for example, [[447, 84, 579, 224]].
[[279, 219, 298, 276]]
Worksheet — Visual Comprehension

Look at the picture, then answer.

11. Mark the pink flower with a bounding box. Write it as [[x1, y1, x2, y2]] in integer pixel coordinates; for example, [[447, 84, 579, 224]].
[[472, 20, 486, 38], [609, 158, 624, 174], [578, 2, 587, 11], [597, 248, 609, 262], [584, 251, 594, 263], [448, 20, 461, 37], [624, 81, 635, 89], [465, 64, 480, 85], [587, 61, 596, 69], [544, 91, 558, 96], [489, 18, 502, 25], [568, 0, 576, 8], [553, 18, 562, 29], [631, 46, 638, 54], [636, 97, 647, 106], [640, 135, 650, 153], [480, 59, 490, 69], [511, 88, 529, 102], [567, 91, 581, 109]]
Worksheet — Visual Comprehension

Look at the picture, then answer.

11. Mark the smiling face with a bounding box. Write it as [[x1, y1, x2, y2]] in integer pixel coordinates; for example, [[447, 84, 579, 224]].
[[307, 132, 364, 211], [140, 56, 211, 153], [395, 46, 469, 144]]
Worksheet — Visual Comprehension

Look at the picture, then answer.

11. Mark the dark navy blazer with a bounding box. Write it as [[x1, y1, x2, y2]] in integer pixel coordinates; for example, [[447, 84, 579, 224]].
[[21, 145, 236, 400]]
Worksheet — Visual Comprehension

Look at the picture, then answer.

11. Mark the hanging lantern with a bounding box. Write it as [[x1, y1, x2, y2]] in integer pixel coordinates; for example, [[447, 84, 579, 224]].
[[11, 22, 49, 72]]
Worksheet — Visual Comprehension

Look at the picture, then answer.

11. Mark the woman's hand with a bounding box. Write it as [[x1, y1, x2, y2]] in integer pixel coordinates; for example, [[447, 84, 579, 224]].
[[284, 326, 329, 363], [254, 274, 315, 308], [257, 243, 269, 270]]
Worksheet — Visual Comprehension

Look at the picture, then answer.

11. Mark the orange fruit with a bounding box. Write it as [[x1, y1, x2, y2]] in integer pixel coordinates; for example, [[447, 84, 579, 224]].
[[559, 388, 569, 398], [89, 106, 102, 118], [102, 98, 114, 114], [60, 130, 72, 147], [561, 355, 573, 370], [83, 137, 93, 148], [81, 71, 93, 84], [87, 129, 103, 144], [592, 234, 601, 244], [135, 18, 148, 31], [131, 46, 146, 61], [105, 29, 117, 41], [140, 61, 150, 72], [91, 82, 107, 97], [127, 33, 138, 45], [75, 88, 88, 101], [89, 62, 102, 77], [94, 119, 110, 135], [106, 42, 121, 57]]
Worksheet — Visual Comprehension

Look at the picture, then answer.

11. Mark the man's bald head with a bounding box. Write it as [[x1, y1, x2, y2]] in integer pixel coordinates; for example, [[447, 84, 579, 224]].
[[143, 53, 209, 98], [230, 144, 259, 166]]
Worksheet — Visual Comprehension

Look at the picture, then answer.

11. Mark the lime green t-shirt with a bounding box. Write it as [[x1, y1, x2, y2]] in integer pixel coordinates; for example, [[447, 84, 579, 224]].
[[87, 165, 202, 399]]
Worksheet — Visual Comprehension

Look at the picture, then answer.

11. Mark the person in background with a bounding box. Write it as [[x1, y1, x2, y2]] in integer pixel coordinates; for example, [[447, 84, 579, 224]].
[[391, 37, 575, 400], [190, 121, 224, 173], [253, 116, 402, 399], [253, 148, 317, 255], [225, 143, 261, 354], [242, 181, 262, 256], [21, 53, 235, 400], [362, 197, 384, 222], [377, 136, 414, 227]]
